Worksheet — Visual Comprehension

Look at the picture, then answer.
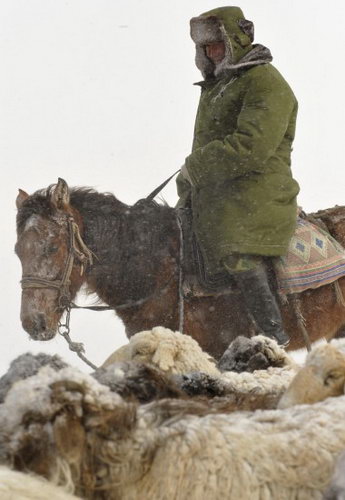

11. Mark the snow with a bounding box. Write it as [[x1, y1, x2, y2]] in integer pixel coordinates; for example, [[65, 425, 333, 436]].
[[1, 0, 345, 373]]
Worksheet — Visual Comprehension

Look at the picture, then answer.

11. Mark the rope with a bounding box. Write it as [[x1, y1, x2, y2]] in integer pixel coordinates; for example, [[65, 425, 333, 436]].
[[21, 277, 64, 290], [58, 307, 98, 370], [334, 280, 345, 307], [291, 294, 312, 352], [145, 169, 180, 202], [176, 215, 184, 333]]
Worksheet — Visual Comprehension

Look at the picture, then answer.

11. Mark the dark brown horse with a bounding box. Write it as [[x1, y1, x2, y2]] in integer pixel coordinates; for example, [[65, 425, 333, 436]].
[[15, 178, 345, 359]]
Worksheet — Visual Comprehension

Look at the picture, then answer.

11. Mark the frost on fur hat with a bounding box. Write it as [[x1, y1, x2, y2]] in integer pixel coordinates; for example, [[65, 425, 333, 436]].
[[189, 7, 270, 80], [190, 10, 254, 47]]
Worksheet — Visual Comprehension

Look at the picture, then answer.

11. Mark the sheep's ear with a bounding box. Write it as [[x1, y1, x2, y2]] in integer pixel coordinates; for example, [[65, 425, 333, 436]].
[[50, 178, 70, 210], [152, 342, 176, 371], [16, 189, 29, 209]]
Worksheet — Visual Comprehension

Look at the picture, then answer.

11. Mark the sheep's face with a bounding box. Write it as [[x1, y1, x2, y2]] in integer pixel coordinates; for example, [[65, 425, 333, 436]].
[[130, 338, 179, 372], [130, 340, 156, 364], [278, 345, 345, 409]]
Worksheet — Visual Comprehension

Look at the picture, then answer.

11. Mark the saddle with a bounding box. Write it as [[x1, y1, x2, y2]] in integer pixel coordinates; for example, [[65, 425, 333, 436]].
[[177, 207, 345, 300]]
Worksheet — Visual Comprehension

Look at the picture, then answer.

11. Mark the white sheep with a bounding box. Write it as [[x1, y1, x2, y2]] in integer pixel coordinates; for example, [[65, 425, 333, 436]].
[[102, 326, 220, 375], [103, 330, 298, 402], [323, 450, 345, 500], [0, 465, 80, 500], [1, 364, 343, 499], [279, 339, 345, 408]]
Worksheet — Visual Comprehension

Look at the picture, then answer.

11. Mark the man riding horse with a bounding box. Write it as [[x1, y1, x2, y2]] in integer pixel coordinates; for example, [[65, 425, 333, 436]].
[[176, 6, 300, 346]]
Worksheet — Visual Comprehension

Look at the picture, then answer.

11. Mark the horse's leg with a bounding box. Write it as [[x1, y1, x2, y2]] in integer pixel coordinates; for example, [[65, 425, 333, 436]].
[[183, 293, 254, 360]]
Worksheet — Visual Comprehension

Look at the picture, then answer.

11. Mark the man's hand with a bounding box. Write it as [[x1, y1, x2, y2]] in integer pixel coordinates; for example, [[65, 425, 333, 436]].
[[181, 164, 193, 185]]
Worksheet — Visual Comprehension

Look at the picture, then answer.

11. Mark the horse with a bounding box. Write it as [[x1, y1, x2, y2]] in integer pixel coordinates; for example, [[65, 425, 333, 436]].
[[14, 178, 345, 360]]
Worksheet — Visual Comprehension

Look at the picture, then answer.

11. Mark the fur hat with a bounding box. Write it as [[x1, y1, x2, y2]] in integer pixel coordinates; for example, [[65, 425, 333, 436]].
[[190, 7, 261, 79]]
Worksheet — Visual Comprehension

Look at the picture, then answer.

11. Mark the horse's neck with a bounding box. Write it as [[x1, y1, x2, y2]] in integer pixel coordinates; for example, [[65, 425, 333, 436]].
[[72, 193, 178, 305]]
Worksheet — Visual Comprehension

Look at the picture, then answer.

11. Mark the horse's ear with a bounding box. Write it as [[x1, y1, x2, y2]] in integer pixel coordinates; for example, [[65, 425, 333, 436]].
[[16, 189, 29, 209], [50, 178, 70, 209]]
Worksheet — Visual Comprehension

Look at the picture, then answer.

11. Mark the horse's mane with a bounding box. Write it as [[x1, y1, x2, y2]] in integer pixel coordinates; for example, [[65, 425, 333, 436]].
[[17, 186, 178, 303], [16, 186, 129, 232], [17, 185, 174, 224]]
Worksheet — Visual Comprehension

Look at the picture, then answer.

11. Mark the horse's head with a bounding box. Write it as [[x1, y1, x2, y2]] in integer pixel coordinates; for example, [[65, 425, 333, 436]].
[[15, 178, 92, 341]]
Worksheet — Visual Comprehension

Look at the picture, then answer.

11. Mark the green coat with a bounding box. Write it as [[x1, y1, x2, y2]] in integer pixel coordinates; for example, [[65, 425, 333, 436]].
[[177, 7, 300, 274]]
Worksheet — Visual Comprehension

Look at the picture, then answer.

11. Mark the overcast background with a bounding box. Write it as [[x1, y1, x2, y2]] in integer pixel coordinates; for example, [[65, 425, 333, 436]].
[[1, 0, 344, 373]]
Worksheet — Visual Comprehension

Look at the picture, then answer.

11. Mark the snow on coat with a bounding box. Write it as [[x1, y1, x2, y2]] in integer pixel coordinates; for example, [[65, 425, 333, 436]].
[[176, 6, 300, 273]]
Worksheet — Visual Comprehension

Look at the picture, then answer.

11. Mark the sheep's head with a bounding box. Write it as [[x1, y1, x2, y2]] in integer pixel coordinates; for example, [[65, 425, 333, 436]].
[[278, 343, 345, 409], [105, 327, 219, 376], [129, 328, 179, 372]]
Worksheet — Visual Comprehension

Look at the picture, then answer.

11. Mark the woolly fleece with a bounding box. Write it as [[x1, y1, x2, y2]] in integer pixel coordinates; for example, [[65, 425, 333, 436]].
[[1, 365, 343, 499], [102, 326, 220, 376]]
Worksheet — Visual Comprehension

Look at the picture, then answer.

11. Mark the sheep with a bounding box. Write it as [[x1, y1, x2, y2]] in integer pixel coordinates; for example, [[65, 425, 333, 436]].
[[93, 361, 186, 402], [101, 326, 220, 375], [1, 364, 344, 499], [278, 340, 345, 409], [218, 334, 295, 372], [0, 465, 81, 499], [101, 330, 297, 407], [0, 352, 67, 403], [0, 351, 292, 412], [177, 334, 297, 402], [0, 349, 292, 411], [102, 327, 295, 376], [323, 450, 345, 500], [96, 359, 287, 410]]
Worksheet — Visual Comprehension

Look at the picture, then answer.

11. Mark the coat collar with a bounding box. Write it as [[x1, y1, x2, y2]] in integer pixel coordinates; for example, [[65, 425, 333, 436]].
[[194, 44, 272, 89]]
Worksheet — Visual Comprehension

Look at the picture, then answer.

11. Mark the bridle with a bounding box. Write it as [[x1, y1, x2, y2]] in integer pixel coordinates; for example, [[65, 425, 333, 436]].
[[21, 215, 94, 310], [19, 184, 184, 370], [20, 214, 97, 369]]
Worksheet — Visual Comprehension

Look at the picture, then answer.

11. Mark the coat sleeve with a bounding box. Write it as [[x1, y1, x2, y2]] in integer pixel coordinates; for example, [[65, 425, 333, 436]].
[[185, 73, 297, 187]]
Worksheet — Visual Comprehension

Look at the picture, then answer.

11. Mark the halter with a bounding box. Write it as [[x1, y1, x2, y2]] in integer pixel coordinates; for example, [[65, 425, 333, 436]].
[[20, 215, 97, 369], [19, 172, 183, 370], [21, 215, 94, 309]]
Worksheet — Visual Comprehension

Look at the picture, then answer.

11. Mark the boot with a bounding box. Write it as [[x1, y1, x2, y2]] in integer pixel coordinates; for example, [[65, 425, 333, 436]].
[[233, 265, 290, 346]]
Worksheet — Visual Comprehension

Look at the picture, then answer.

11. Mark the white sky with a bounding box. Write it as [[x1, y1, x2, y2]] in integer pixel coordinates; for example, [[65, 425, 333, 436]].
[[1, 0, 344, 372]]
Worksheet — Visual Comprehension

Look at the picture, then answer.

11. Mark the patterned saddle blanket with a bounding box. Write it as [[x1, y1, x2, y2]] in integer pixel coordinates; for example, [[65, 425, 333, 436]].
[[275, 217, 345, 295], [178, 208, 345, 297]]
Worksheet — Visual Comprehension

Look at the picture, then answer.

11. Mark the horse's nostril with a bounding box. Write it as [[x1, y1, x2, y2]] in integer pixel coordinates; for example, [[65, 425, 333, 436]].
[[34, 314, 47, 332]]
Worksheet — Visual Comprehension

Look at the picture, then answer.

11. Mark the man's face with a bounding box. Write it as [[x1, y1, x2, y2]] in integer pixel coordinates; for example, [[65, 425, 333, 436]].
[[205, 41, 226, 64]]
